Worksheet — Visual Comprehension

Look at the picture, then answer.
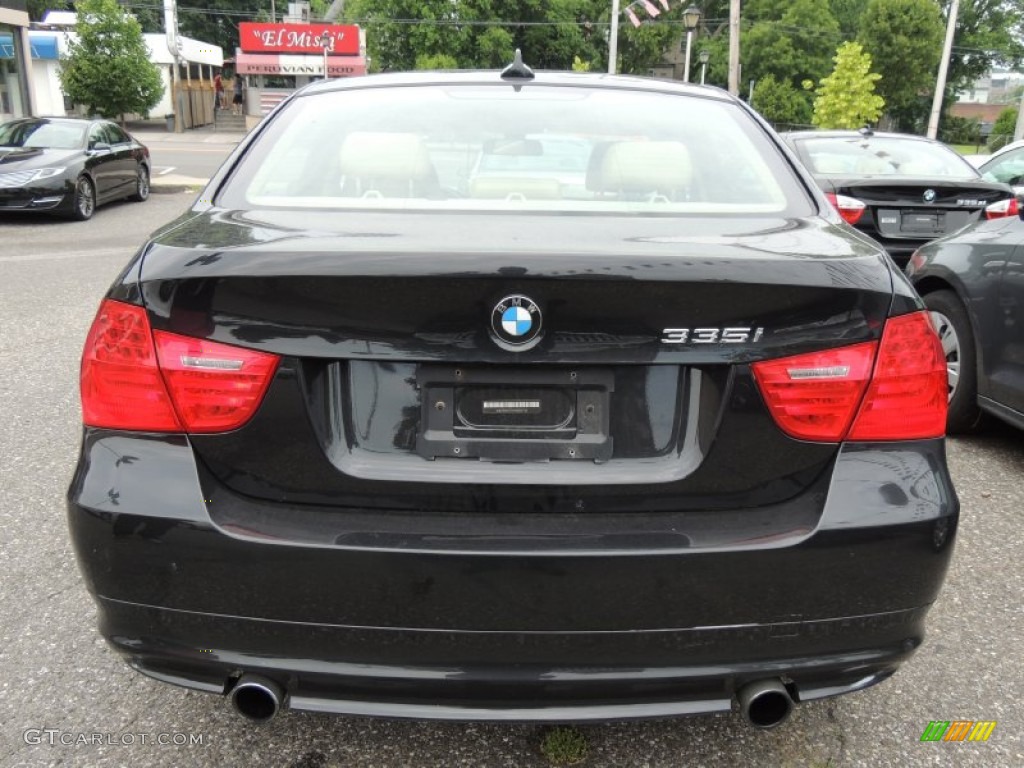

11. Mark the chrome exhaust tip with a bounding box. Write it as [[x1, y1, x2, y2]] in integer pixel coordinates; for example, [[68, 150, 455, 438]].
[[737, 679, 794, 729], [229, 674, 284, 723]]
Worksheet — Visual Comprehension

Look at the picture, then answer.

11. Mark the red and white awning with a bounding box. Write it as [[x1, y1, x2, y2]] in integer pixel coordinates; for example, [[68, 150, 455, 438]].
[[236, 52, 366, 77]]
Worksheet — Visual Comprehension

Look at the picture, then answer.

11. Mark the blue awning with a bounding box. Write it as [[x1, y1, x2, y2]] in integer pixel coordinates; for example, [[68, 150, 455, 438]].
[[30, 35, 59, 60], [0, 34, 59, 60]]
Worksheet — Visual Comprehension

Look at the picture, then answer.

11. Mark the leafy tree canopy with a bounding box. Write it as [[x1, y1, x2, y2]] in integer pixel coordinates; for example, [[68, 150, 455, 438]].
[[812, 41, 885, 129], [752, 74, 812, 126], [989, 106, 1018, 151], [59, 0, 164, 121], [340, 0, 684, 74], [858, 0, 943, 131]]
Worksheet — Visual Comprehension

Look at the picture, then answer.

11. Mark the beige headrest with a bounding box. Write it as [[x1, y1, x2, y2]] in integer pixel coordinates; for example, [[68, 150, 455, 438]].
[[338, 132, 435, 179], [589, 141, 692, 193]]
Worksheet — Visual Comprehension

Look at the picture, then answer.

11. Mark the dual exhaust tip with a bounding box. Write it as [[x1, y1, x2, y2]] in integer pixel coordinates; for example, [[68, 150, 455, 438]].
[[227, 673, 795, 729]]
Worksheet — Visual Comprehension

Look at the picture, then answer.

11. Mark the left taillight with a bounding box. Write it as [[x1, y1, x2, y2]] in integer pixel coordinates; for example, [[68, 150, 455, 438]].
[[984, 197, 1019, 220], [80, 299, 279, 433], [824, 192, 867, 225]]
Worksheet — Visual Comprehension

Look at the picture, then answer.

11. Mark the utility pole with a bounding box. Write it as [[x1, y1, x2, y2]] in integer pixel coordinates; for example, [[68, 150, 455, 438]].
[[1013, 84, 1024, 141], [163, 0, 184, 133], [324, 0, 345, 21], [728, 0, 740, 96], [608, 0, 620, 74], [926, 0, 959, 140]]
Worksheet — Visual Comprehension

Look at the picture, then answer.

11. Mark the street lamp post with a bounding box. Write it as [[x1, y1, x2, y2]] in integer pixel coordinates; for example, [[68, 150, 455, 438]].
[[682, 5, 701, 83], [319, 29, 334, 79], [698, 48, 710, 85]]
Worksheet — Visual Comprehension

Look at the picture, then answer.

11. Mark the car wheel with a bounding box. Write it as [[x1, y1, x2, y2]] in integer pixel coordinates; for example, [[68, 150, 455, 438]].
[[71, 176, 96, 221], [130, 166, 150, 202], [924, 290, 984, 434]]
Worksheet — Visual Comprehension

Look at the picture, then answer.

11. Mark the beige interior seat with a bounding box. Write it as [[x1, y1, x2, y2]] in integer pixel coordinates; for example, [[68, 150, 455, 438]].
[[811, 155, 849, 174], [337, 132, 438, 198], [586, 141, 692, 201]]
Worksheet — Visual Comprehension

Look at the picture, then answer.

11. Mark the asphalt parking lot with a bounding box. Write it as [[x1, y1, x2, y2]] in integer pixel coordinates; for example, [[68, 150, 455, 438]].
[[0, 193, 1021, 767]]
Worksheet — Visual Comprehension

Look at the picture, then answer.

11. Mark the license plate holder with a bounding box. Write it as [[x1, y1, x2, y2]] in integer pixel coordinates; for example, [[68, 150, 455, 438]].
[[901, 211, 945, 234], [416, 366, 614, 462]]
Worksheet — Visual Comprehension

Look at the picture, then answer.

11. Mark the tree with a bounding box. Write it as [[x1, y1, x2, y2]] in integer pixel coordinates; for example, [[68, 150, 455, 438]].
[[342, 0, 689, 75], [944, 0, 1024, 103], [752, 74, 812, 127], [27, 1, 71, 21], [858, 0, 943, 132], [59, 0, 164, 122], [829, 0, 869, 40], [989, 107, 1018, 152], [173, 1, 263, 57], [812, 41, 885, 129], [741, 0, 841, 116]]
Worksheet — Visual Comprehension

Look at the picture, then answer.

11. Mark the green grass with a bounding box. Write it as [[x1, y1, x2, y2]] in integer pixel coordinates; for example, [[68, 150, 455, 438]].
[[950, 143, 988, 156], [540, 726, 589, 765]]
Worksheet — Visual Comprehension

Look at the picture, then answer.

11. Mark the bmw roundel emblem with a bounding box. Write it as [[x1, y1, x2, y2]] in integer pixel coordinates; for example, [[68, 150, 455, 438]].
[[491, 295, 542, 348], [923, 189, 937, 203]]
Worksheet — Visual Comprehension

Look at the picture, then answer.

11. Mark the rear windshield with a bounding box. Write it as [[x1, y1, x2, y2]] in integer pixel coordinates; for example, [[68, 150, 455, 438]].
[[794, 136, 979, 179], [219, 83, 812, 215]]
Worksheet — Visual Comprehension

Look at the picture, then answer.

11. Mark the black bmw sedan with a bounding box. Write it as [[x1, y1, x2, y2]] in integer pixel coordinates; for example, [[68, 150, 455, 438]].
[[0, 117, 150, 220], [67, 64, 958, 729], [782, 129, 1016, 267]]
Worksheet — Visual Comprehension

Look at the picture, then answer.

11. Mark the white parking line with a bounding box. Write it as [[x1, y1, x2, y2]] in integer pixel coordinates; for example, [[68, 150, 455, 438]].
[[154, 166, 176, 176]]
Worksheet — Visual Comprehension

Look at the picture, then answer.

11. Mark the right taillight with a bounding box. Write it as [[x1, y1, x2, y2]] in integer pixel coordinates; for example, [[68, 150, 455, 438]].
[[984, 197, 1019, 219], [80, 299, 279, 433], [753, 311, 947, 443], [824, 192, 867, 225], [846, 311, 947, 440]]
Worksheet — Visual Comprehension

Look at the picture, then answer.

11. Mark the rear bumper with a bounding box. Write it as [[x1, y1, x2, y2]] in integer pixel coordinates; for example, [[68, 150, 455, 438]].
[[67, 431, 959, 720], [101, 596, 918, 721]]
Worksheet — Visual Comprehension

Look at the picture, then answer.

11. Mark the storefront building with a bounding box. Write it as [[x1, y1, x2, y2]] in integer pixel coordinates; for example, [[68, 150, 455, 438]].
[[0, 0, 33, 120], [234, 22, 365, 127]]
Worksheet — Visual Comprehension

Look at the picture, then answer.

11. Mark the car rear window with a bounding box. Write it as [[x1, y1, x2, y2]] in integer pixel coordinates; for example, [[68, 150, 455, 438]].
[[219, 83, 812, 215], [795, 136, 980, 179]]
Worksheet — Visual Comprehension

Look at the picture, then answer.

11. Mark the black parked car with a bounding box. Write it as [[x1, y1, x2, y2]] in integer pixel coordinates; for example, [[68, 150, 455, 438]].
[[68, 64, 958, 729], [0, 117, 150, 220], [908, 215, 1024, 432], [782, 128, 1016, 266]]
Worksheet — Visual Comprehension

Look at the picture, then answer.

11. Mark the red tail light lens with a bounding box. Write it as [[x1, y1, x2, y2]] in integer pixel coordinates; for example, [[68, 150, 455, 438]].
[[824, 192, 867, 225], [153, 331, 279, 433], [753, 311, 947, 442], [752, 342, 877, 441], [81, 300, 182, 431], [847, 311, 947, 440], [80, 299, 279, 433], [984, 197, 1019, 220]]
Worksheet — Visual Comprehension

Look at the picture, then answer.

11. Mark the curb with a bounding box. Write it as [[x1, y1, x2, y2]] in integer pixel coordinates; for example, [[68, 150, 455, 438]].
[[151, 184, 204, 195], [151, 174, 209, 195]]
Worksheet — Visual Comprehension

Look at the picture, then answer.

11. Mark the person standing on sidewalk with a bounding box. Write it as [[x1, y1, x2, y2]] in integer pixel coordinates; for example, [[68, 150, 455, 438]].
[[214, 73, 224, 110], [232, 76, 244, 116]]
